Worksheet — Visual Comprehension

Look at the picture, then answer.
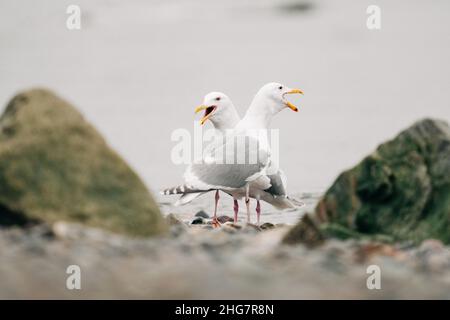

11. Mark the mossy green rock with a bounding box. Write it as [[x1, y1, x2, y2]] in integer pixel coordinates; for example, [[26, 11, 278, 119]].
[[285, 118, 450, 245], [0, 89, 166, 236]]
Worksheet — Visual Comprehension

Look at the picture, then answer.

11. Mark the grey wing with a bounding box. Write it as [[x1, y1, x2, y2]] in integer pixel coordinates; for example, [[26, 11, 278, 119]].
[[186, 135, 270, 189], [265, 169, 288, 196], [189, 163, 260, 188]]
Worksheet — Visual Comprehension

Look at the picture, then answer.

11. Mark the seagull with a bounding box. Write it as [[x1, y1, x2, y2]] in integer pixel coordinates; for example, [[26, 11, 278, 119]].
[[221, 82, 304, 223], [162, 83, 304, 225], [194, 92, 240, 133], [162, 92, 241, 226]]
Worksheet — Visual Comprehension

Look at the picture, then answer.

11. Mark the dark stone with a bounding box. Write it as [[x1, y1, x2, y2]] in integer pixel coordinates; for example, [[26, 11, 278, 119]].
[[286, 118, 450, 245], [217, 215, 234, 223], [260, 222, 275, 230], [191, 217, 204, 225], [195, 210, 210, 218]]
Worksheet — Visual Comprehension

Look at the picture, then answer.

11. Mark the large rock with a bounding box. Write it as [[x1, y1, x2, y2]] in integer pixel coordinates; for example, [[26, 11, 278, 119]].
[[284, 119, 450, 245], [0, 89, 166, 236]]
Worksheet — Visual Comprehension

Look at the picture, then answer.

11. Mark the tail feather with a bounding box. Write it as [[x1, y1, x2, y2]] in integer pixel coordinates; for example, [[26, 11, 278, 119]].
[[287, 196, 305, 207], [160, 184, 212, 195], [262, 194, 305, 210], [175, 192, 208, 206]]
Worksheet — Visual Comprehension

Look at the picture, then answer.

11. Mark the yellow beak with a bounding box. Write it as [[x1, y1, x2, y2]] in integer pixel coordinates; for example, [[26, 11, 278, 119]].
[[287, 88, 304, 95], [286, 101, 298, 112], [194, 105, 208, 114], [284, 88, 304, 112], [195, 104, 214, 125]]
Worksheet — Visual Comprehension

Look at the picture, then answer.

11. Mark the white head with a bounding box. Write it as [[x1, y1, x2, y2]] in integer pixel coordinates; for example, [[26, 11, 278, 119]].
[[236, 82, 304, 130], [194, 92, 240, 131], [250, 82, 304, 115]]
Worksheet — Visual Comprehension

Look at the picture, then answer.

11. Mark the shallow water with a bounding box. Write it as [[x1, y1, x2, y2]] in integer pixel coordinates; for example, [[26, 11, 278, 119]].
[[1, 0, 449, 213]]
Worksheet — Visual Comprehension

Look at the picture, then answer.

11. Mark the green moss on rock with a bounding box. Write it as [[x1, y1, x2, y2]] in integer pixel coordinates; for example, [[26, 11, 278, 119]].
[[0, 88, 167, 236], [285, 119, 450, 245]]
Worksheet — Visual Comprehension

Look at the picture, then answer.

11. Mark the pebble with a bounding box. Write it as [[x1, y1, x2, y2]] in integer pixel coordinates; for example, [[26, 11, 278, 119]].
[[195, 210, 210, 219], [260, 222, 275, 230], [1, 220, 449, 299], [217, 215, 234, 223], [191, 217, 205, 225], [224, 222, 242, 230]]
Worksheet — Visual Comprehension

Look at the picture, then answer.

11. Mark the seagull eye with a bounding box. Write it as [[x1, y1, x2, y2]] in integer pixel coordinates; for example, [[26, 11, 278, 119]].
[[278, 86, 283, 90], [216, 97, 221, 101]]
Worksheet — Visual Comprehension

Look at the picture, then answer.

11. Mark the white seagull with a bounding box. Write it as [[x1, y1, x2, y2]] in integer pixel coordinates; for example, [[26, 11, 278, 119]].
[[162, 83, 304, 225], [171, 92, 241, 224]]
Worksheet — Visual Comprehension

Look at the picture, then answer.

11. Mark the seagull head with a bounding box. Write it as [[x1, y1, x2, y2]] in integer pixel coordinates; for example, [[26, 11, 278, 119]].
[[254, 82, 304, 114], [194, 92, 238, 127]]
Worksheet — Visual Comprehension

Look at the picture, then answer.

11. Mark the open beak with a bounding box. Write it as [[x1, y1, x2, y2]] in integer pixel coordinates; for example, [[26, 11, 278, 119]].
[[283, 88, 304, 112], [195, 105, 217, 125]]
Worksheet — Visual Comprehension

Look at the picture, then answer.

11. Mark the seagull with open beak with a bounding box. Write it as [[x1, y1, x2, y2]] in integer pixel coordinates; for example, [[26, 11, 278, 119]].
[[162, 92, 241, 227], [231, 82, 304, 223], [236, 83, 303, 131], [194, 92, 240, 133], [193, 92, 240, 226], [162, 83, 304, 226], [194, 85, 304, 225]]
